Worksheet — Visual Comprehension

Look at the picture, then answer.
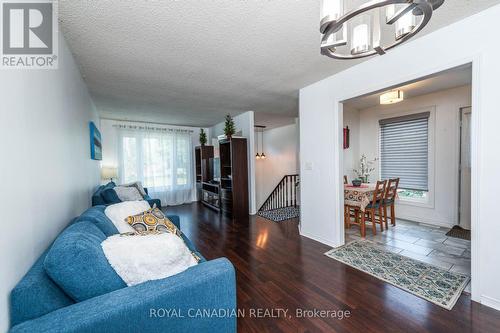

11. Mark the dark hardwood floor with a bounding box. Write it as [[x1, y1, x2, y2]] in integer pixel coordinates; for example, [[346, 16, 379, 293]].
[[166, 202, 500, 333]]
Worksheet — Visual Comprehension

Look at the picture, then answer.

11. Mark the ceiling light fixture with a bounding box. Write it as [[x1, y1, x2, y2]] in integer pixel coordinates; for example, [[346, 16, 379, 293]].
[[320, 0, 444, 60], [255, 125, 266, 160], [380, 90, 404, 104]]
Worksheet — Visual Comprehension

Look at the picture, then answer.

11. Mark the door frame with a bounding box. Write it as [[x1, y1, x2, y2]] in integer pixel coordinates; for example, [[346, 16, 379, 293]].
[[458, 106, 472, 229], [333, 58, 481, 302]]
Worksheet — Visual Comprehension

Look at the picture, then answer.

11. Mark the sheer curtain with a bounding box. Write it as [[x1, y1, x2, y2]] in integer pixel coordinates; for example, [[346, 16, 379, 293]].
[[116, 124, 194, 206]]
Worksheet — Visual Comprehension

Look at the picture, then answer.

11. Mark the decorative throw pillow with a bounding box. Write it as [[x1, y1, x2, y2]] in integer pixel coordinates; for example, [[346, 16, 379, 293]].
[[121, 181, 147, 198], [126, 207, 181, 236], [114, 186, 143, 201], [101, 233, 198, 286], [104, 201, 151, 233], [101, 188, 122, 205]]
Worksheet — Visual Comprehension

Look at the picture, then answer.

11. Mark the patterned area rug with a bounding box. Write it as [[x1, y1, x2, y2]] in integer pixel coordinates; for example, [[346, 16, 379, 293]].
[[325, 240, 470, 310], [258, 206, 300, 222]]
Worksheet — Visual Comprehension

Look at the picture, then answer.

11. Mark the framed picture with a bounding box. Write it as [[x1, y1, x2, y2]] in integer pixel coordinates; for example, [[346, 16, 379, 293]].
[[89, 121, 102, 160], [343, 126, 350, 149]]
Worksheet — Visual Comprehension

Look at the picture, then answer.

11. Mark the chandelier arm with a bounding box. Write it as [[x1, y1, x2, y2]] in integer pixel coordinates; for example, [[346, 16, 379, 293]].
[[320, 0, 434, 60]]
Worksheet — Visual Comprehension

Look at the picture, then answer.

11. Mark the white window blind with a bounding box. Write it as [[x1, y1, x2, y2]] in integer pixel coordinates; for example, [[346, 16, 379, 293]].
[[379, 112, 430, 191]]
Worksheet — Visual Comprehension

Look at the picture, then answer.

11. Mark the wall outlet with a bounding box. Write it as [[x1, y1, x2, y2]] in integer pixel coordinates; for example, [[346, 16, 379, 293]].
[[305, 162, 313, 171]]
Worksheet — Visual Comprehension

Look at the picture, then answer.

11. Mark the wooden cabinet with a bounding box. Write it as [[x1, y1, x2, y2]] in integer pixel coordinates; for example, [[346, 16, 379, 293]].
[[219, 138, 248, 218], [195, 145, 214, 183], [195, 145, 214, 203]]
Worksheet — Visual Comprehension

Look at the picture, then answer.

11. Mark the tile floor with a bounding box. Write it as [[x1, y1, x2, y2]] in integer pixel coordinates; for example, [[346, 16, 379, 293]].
[[345, 219, 472, 292]]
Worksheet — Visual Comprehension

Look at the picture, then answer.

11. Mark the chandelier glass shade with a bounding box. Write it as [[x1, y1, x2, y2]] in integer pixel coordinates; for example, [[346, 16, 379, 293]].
[[320, 0, 444, 60]]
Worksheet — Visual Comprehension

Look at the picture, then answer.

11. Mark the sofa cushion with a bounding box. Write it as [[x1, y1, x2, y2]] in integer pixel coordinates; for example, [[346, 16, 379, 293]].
[[73, 206, 119, 236], [101, 188, 122, 205], [44, 222, 126, 302], [10, 249, 75, 326], [92, 182, 116, 206]]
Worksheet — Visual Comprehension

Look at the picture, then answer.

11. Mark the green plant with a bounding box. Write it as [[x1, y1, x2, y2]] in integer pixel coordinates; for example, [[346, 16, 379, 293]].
[[199, 129, 207, 145], [224, 114, 235, 138]]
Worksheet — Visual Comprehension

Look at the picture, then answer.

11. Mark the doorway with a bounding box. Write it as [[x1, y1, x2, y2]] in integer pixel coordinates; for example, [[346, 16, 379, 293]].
[[339, 65, 474, 296]]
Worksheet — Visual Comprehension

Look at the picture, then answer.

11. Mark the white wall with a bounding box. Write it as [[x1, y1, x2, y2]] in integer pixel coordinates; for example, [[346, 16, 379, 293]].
[[210, 111, 256, 214], [299, 5, 500, 309], [353, 85, 471, 227], [255, 123, 300, 209], [0, 33, 99, 331], [342, 106, 360, 182]]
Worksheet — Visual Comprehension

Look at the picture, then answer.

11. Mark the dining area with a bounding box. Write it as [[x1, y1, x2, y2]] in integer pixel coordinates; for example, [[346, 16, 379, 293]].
[[344, 176, 400, 238]]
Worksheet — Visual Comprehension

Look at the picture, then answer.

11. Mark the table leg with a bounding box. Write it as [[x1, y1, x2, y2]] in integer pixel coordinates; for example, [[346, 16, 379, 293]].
[[360, 211, 366, 238]]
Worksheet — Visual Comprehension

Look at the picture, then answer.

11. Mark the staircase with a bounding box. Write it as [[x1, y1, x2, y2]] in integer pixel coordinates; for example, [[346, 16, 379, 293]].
[[259, 174, 300, 212]]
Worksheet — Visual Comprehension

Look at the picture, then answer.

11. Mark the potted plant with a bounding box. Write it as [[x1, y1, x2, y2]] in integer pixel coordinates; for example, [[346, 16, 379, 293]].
[[353, 154, 378, 183], [224, 114, 235, 139], [199, 129, 207, 146]]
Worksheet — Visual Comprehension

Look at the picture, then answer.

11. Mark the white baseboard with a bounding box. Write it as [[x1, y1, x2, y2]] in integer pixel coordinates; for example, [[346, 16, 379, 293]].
[[299, 230, 340, 248], [481, 295, 500, 311], [397, 213, 454, 228]]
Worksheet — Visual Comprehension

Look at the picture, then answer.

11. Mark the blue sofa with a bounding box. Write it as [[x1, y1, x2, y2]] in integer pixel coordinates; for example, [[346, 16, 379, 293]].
[[9, 206, 237, 333], [92, 182, 162, 209]]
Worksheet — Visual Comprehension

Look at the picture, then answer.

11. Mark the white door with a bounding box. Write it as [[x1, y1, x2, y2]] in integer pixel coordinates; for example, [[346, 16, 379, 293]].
[[459, 107, 471, 230]]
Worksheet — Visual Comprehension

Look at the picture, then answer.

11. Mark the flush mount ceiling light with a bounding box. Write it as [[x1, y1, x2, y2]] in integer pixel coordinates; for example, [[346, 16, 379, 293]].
[[320, 0, 444, 60], [380, 90, 404, 104]]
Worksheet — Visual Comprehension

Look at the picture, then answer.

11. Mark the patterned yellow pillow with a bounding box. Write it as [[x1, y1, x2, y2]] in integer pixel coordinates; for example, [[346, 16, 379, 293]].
[[125, 207, 201, 263], [126, 207, 181, 237]]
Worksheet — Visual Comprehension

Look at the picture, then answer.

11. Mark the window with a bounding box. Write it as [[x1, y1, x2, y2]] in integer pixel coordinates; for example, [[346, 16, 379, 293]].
[[379, 112, 430, 201], [117, 127, 194, 206]]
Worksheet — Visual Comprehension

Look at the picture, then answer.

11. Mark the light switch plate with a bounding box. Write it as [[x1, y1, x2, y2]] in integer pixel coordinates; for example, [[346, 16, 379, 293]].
[[305, 162, 313, 171]]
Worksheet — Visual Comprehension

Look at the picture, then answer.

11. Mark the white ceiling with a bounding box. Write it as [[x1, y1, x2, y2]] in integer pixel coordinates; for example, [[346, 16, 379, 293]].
[[344, 64, 472, 109], [59, 0, 500, 127]]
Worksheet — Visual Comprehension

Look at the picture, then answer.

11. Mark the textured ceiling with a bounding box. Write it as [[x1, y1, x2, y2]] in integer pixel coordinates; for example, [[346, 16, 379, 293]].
[[59, 0, 500, 127]]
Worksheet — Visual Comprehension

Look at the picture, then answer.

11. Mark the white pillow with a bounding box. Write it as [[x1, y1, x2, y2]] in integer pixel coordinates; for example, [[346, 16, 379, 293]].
[[104, 201, 151, 233], [121, 181, 148, 197], [114, 186, 143, 201], [101, 233, 198, 286]]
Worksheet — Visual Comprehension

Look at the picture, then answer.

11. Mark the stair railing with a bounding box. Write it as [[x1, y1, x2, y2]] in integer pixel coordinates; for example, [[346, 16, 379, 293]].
[[258, 174, 299, 212]]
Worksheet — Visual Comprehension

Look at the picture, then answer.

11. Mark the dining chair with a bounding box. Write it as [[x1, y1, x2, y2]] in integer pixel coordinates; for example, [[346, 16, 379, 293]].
[[360, 180, 387, 236], [382, 178, 400, 228]]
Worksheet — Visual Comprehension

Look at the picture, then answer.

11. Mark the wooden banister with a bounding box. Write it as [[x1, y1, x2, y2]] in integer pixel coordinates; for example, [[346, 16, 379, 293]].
[[258, 174, 299, 212]]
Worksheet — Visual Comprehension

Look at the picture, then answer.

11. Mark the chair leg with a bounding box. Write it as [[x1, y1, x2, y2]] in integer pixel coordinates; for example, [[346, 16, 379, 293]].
[[383, 205, 389, 229], [391, 204, 396, 226], [378, 207, 384, 231], [370, 210, 377, 235]]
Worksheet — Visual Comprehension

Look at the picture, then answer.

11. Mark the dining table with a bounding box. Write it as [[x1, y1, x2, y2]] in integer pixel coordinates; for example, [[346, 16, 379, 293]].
[[344, 183, 377, 212]]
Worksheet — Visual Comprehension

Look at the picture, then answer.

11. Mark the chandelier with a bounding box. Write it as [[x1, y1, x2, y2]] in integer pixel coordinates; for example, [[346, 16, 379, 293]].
[[320, 0, 445, 59]]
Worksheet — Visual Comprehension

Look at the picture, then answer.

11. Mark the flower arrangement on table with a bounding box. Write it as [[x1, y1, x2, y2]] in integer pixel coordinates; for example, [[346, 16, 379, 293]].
[[353, 155, 378, 183]]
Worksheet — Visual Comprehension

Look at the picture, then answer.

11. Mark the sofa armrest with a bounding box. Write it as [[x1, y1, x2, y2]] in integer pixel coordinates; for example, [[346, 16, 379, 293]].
[[10, 258, 236, 333]]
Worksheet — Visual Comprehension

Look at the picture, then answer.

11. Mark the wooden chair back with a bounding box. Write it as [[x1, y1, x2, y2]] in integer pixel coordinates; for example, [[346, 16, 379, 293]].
[[385, 178, 400, 201], [371, 180, 387, 205], [344, 175, 348, 184]]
